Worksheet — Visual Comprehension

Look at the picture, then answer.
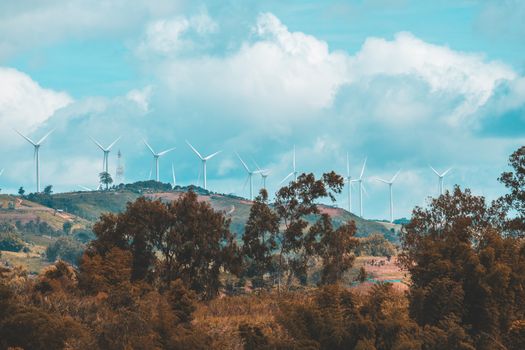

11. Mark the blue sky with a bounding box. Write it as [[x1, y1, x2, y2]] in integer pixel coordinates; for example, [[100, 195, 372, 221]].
[[0, 0, 524, 220]]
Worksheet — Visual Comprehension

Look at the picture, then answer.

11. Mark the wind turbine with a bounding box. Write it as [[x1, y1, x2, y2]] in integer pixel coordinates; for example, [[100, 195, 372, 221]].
[[171, 163, 177, 189], [236, 152, 261, 200], [356, 158, 367, 218], [430, 166, 452, 195], [15, 129, 54, 193], [143, 140, 175, 182], [90, 136, 121, 174], [375, 170, 401, 223], [344, 153, 353, 213], [252, 159, 270, 192], [186, 141, 221, 190], [280, 145, 297, 184]]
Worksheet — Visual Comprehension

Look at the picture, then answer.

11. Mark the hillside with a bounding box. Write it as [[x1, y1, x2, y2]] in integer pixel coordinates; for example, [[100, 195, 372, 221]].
[[24, 186, 400, 240]]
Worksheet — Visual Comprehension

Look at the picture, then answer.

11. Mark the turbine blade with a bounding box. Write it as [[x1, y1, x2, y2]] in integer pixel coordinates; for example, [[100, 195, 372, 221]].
[[157, 147, 176, 156], [359, 157, 367, 179], [391, 170, 401, 183], [252, 158, 262, 171], [375, 178, 389, 184], [15, 129, 36, 146], [37, 129, 54, 145], [0, 169, 4, 176], [442, 168, 452, 177], [186, 140, 203, 159], [236, 152, 250, 172], [90, 136, 106, 151], [143, 140, 156, 155], [429, 165, 440, 176], [362, 182, 369, 197], [280, 172, 294, 185], [346, 152, 350, 177], [204, 150, 222, 160], [242, 174, 250, 192], [171, 163, 176, 186], [293, 145, 296, 171], [107, 136, 121, 150]]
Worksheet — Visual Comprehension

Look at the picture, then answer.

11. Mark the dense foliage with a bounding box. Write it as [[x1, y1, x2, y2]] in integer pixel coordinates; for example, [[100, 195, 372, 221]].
[[0, 147, 524, 349]]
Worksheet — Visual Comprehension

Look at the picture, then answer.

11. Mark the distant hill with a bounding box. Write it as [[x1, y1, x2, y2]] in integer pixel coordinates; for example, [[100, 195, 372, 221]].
[[15, 185, 399, 241], [2, 183, 401, 243]]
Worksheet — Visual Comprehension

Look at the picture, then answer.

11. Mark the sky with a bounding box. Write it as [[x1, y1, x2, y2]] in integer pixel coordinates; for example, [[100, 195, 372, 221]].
[[0, 0, 524, 220]]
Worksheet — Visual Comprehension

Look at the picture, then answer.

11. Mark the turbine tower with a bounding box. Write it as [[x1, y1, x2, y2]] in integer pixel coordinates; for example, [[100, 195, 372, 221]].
[[143, 140, 175, 182], [280, 145, 297, 184], [344, 153, 353, 212], [16, 129, 54, 193], [171, 163, 177, 189], [253, 159, 270, 192], [186, 141, 221, 190], [90, 136, 121, 174], [375, 170, 401, 223], [430, 166, 452, 195], [356, 158, 367, 218], [236, 152, 261, 200]]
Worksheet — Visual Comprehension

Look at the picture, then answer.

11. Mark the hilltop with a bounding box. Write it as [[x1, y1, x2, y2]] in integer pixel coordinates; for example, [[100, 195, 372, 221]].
[[20, 184, 400, 241]]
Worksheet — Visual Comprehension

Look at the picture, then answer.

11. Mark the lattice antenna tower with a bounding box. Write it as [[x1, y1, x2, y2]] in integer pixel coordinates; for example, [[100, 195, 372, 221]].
[[115, 149, 125, 184]]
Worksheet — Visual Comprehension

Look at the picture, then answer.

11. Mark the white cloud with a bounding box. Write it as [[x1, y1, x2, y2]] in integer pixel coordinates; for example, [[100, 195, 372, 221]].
[[0, 67, 72, 140], [151, 13, 517, 129], [137, 10, 218, 56], [126, 85, 153, 112], [0, 0, 185, 60]]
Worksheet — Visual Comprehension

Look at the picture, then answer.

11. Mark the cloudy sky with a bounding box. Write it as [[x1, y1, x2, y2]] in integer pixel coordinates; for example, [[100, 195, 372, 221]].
[[0, 0, 524, 220]]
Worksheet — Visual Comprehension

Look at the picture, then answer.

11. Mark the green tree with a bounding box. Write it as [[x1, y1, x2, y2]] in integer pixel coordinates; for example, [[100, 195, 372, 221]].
[[273, 171, 344, 289], [242, 189, 279, 287], [43, 185, 53, 195], [309, 214, 359, 285], [62, 221, 73, 234], [99, 171, 113, 190], [18, 186, 25, 196]]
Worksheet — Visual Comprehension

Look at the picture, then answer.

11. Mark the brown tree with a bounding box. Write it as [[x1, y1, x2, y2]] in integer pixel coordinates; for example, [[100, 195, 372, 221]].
[[498, 145, 525, 237], [399, 186, 525, 349]]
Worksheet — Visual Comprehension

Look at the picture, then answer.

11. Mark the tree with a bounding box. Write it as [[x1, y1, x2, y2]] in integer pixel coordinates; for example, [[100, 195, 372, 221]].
[[99, 171, 113, 190], [86, 191, 240, 299], [62, 221, 73, 234], [309, 214, 358, 285], [242, 189, 279, 287], [43, 185, 53, 195], [399, 186, 525, 349], [159, 191, 241, 299], [18, 186, 25, 196], [498, 145, 525, 237], [273, 171, 344, 289]]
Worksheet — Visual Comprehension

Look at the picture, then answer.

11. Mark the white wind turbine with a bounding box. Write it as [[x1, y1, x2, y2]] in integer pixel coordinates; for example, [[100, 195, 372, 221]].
[[356, 158, 367, 218], [280, 146, 297, 184], [236, 152, 261, 200], [171, 163, 177, 189], [186, 141, 221, 190], [344, 153, 353, 213], [252, 159, 270, 192], [90, 136, 121, 174], [430, 166, 452, 195], [375, 170, 401, 223], [143, 140, 176, 182], [15, 129, 54, 193]]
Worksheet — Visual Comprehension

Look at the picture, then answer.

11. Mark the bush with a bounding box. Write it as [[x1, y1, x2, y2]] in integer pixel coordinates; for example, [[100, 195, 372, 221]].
[[46, 237, 85, 265], [355, 233, 396, 257], [0, 232, 25, 252]]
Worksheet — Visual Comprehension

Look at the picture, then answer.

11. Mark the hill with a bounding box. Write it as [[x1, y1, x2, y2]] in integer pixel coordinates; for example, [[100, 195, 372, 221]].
[[22, 186, 400, 241]]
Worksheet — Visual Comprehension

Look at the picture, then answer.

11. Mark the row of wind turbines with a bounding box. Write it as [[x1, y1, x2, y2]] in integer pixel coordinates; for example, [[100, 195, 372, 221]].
[[6, 129, 452, 223]]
